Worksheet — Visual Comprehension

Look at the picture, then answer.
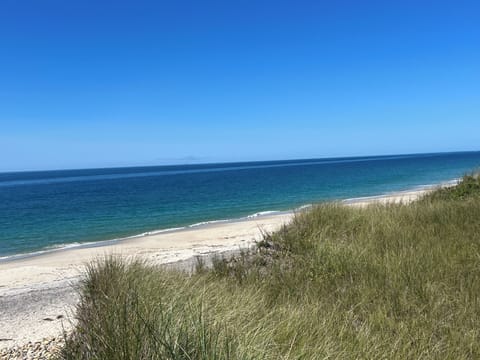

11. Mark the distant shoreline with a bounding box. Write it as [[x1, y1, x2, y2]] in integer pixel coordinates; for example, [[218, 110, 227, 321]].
[[342, 178, 459, 206]]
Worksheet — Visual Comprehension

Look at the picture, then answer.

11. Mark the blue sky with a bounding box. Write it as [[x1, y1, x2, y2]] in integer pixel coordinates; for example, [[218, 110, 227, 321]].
[[0, 0, 479, 171]]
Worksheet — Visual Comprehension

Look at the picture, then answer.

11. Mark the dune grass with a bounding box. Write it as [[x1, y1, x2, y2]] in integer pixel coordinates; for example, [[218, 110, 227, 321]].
[[61, 175, 480, 359]]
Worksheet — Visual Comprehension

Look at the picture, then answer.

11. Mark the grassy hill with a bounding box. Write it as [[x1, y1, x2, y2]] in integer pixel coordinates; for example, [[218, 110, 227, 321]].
[[61, 175, 480, 359]]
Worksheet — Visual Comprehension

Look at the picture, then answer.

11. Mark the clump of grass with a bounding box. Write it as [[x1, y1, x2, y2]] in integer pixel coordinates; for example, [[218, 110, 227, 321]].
[[62, 257, 247, 359], [61, 175, 480, 359]]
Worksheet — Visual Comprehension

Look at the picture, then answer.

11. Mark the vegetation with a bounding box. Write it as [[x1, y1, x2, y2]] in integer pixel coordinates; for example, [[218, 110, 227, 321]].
[[424, 173, 480, 201], [61, 175, 480, 359]]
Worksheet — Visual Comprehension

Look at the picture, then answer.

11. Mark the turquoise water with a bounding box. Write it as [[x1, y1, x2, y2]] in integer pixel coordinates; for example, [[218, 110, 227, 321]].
[[1, 151, 479, 259]]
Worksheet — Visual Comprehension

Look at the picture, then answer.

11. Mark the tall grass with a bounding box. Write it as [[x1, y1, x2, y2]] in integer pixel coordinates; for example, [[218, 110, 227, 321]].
[[61, 175, 480, 359]]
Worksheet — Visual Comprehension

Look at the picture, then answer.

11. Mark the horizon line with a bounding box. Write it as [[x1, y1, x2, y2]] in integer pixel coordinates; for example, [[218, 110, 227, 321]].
[[1, 149, 479, 175]]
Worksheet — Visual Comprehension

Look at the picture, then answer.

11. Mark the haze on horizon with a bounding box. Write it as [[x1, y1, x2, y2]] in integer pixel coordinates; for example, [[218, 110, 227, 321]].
[[1, 0, 479, 172]]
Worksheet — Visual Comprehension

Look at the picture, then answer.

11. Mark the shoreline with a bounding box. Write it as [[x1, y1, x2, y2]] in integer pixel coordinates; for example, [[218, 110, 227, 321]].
[[0, 210, 292, 264], [0, 178, 459, 264], [0, 212, 295, 350], [0, 208, 292, 265], [0, 180, 457, 349]]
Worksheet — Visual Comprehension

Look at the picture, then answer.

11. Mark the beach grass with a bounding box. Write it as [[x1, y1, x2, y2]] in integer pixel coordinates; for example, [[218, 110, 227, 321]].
[[60, 175, 480, 359]]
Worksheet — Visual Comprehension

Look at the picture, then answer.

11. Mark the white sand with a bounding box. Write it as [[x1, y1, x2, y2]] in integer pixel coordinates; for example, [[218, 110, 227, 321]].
[[0, 213, 293, 347], [0, 187, 439, 348], [343, 188, 431, 207]]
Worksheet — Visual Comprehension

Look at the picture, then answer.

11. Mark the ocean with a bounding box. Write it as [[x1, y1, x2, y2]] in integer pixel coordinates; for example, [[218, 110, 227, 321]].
[[1, 151, 480, 259]]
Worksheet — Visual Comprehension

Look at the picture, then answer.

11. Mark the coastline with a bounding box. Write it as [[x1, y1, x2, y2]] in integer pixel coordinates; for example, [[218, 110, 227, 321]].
[[0, 181, 456, 349], [0, 210, 289, 264], [0, 178, 459, 265]]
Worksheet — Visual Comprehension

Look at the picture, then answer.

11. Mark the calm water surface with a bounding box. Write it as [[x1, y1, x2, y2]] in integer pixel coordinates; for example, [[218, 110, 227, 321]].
[[1, 151, 479, 258]]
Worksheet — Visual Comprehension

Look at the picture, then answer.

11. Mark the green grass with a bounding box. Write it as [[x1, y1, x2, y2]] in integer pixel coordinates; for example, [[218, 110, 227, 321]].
[[61, 175, 480, 359]]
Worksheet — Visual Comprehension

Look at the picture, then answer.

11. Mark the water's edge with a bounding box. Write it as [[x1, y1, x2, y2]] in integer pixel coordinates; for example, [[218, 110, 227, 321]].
[[0, 178, 458, 264]]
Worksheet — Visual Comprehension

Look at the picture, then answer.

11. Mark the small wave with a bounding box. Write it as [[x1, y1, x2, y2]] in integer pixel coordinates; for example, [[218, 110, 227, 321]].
[[295, 204, 313, 211], [136, 227, 188, 237], [0, 249, 53, 262], [444, 178, 461, 185], [342, 194, 385, 204], [406, 178, 460, 191], [246, 210, 281, 218], [0, 241, 95, 262], [189, 219, 230, 228]]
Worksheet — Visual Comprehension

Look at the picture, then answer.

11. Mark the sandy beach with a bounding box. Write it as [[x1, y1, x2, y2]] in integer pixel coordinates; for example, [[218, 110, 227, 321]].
[[0, 186, 440, 351]]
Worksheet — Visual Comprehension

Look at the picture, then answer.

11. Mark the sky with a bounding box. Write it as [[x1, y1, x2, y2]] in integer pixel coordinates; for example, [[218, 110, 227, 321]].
[[0, 0, 479, 172]]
